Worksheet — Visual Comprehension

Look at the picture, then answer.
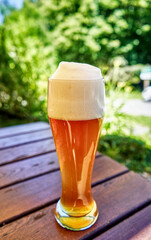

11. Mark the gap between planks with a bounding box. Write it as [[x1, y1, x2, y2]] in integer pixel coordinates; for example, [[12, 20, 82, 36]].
[[83, 202, 151, 240], [0, 136, 53, 151], [0, 153, 101, 189], [0, 127, 51, 139], [0, 138, 56, 167], [0, 149, 57, 167], [0, 172, 151, 240], [0, 154, 127, 226], [0, 170, 129, 227], [0, 122, 50, 139], [92, 204, 151, 240]]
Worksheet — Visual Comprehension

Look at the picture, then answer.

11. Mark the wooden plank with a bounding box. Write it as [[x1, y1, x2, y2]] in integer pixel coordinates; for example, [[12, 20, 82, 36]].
[[0, 156, 127, 225], [0, 128, 52, 150], [0, 138, 55, 166], [0, 152, 59, 189], [0, 122, 50, 138], [0, 139, 100, 167], [0, 172, 151, 239], [0, 155, 126, 189], [92, 155, 128, 186], [94, 205, 151, 240]]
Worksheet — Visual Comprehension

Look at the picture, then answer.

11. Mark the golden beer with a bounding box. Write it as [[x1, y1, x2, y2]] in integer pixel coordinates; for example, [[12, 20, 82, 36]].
[[49, 118, 103, 215], [48, 62, 105, 230]]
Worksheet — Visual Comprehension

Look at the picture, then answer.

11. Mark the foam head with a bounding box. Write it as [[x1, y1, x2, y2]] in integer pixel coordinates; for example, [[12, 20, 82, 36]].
[[51, 61, 103, 80], [48, 61, 105, 120]]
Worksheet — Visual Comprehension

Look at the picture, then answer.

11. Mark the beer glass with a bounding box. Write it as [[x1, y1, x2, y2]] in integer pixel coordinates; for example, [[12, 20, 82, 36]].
[[48, 62, 105, 231]]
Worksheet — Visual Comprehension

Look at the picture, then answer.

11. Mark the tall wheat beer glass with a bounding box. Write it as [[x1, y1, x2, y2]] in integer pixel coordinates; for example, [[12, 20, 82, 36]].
[[47, 62, 105, 231]]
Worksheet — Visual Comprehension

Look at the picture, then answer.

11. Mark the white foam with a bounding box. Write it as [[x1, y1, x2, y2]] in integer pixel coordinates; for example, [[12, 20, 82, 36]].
[[48, 62, 105, 120], [51, 61, 102, 80]]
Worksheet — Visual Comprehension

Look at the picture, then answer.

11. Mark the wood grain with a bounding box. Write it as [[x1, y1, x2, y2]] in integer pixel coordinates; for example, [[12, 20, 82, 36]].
[[94, 205, 151, 240], [0, 155, 127, 225], [0, 152, 59, 188], [0, 129, 52, 150], [0, 154, 126, 189], [0, 138, 55, 166], [0, 122, 50, 138], [0, 172, 150, 240]]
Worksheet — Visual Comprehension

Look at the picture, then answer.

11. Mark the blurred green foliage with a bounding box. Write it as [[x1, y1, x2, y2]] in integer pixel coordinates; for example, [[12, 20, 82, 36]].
[[99, 88, 151, 175], [104, 57, 143, 93], [0, 0, 151, 119], [98, 135, 151, 174]]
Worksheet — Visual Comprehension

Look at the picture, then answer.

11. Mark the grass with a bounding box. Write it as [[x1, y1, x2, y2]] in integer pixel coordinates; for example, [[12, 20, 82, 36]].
[[116, 90, 142, 100], [98, 134, 151, 174], [124, 114, 151, 147], [125, 115, 151, 128]]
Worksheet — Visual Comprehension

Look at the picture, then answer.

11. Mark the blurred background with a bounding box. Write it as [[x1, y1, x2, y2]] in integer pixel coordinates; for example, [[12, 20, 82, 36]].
[[0, 0, 151, 176]]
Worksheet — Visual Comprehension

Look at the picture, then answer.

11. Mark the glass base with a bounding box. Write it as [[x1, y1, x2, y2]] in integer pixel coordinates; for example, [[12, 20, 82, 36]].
[[55, 200, 99, 231]]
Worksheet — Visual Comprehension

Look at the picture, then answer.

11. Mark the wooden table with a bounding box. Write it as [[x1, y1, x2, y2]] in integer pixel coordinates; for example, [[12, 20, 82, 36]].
[[0, 122, 151, 240]]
